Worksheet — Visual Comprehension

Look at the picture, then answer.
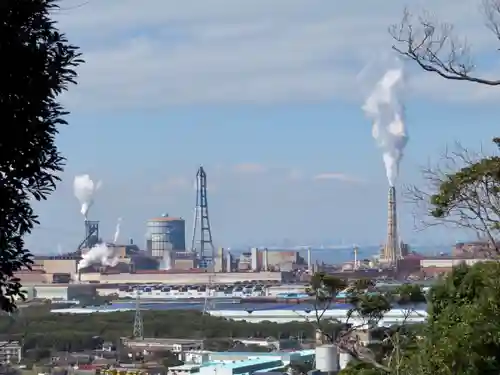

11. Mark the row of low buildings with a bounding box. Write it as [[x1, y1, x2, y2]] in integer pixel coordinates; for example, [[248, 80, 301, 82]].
[[17, 244, 301, 285], [17, 284, 98, 301], [15, 266, 290, 285]]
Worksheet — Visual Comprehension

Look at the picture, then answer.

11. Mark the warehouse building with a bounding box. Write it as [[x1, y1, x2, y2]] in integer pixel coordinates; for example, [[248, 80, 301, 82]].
[[33, 284, 97, 301]]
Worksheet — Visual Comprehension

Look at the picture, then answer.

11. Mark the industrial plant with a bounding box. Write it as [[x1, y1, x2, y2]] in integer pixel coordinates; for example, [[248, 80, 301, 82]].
[[13, 67, 493, 289], [19, 166, 313, 287]]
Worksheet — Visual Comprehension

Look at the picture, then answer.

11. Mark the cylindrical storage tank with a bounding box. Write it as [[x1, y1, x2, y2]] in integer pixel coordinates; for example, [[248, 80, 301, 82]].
[[315, 345, 338, 373], [339, 351, 353, 369], [147, 214, 186, 259]]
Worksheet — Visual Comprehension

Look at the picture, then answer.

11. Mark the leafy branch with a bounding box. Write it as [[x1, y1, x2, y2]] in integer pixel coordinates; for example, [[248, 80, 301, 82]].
[[406, 140, 500, 253]]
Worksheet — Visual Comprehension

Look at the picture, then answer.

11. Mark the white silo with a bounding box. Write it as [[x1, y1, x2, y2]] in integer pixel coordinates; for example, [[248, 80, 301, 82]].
[[339, 351, 353, 369], [315, 344, 338, 373]]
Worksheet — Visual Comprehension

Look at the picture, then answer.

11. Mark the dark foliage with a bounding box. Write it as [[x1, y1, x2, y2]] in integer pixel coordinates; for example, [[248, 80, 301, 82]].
[[0, 0, 82, 311], [0, 308, 317, 352]]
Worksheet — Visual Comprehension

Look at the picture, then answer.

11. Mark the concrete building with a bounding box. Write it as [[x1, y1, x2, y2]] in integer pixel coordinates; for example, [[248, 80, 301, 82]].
[[14, 270, 50, 284], [34, 258, 78, 276], [265, 251, 300, 271], [173, 252, 197, 270], [214, 247, 225, 273], [251, 248, 259, 271], [237, 252, 252, 271], [33, 284, 97, 300]]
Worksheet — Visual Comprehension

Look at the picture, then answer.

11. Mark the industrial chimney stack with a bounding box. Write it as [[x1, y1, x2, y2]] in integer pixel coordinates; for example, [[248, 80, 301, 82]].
[[384, 186, 399, 264]]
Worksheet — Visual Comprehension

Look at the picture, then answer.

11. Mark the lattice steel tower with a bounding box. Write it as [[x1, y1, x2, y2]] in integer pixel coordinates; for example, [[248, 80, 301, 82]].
[[133, 291, 144, 339], [190, 166, 215, 267]]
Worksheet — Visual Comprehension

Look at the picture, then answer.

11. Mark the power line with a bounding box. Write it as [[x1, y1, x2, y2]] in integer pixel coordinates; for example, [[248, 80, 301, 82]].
[[57, 0, 92, 12]]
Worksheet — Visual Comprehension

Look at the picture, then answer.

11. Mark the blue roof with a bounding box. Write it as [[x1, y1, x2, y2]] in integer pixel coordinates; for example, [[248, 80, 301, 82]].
[[217, 358, 283, 372]]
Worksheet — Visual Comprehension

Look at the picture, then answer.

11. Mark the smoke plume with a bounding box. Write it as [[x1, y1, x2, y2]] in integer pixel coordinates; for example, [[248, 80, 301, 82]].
[[73, 175, 102, 219], [362, 66, 408, 186], [77, 243, 119, 271], [113, 217, 122, 244]]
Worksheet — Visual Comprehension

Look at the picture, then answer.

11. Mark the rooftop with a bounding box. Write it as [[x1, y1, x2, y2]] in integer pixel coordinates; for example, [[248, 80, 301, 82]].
[[148, 217, 184, 222]]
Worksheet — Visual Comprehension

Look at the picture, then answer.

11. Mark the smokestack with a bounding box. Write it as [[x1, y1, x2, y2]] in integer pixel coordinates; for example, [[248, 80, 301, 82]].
[[307, 247, 312, 273], [385, 186, 399, 264], [251, 247, 258, 271], [263, 248, 269, 271], [226, 252, 232, 272]]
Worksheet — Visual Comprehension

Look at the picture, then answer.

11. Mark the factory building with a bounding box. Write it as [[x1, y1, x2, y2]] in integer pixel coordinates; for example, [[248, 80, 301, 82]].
[[213, 247, 226, 272], [12, 284, 97, 301], [33, 284, 97, 300], [33, 258, 78, 275], [28, 245, 159, 283], [78, 271, 285, 284], [237, 249, 302, 272]]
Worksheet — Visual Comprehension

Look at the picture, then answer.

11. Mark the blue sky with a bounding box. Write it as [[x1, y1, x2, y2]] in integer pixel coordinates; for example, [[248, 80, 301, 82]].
[[25, 0, 500, 253]]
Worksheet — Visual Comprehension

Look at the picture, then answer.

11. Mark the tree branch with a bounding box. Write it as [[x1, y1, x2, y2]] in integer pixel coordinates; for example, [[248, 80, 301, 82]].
[[405, 141, 500, 254], [390, 4, 500, 85]]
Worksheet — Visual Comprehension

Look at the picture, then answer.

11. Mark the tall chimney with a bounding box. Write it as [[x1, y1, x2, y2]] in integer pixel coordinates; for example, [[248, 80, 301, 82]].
[[307, 247, 312, 273], [385, 186, 399, 264], [263, 248, 269, 271]]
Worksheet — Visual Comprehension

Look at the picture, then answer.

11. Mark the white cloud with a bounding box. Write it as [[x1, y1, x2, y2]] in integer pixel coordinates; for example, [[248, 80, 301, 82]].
[[313, 173, 362, 184], [57, 0, 500, 109]]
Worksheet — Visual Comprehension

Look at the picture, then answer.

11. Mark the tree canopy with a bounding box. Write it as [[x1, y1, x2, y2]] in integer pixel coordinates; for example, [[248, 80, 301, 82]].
[[0, 0, 82, 311], [338, 262, 500, 375], [408, 140, 500, 250]]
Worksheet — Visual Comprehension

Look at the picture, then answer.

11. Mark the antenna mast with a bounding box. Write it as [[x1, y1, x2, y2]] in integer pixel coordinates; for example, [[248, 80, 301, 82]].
[[133, 291, 144, 340]]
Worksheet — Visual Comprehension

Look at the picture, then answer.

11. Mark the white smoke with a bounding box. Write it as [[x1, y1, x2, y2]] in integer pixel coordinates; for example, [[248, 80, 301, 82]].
[[113, 217, 122, 244], [73, 175, 102, 219], [77, 243, 119, 271], [362, 63, 408, 186]]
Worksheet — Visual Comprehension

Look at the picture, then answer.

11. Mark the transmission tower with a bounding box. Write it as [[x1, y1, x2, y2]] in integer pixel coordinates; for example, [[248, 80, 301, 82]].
[[133, 291, 144, 339], [190, 166, 215, 268], [203, 274, 216, 314]]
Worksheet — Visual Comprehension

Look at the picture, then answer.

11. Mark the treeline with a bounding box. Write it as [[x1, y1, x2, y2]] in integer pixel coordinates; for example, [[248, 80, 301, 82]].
[[0, 308, 318, 352]]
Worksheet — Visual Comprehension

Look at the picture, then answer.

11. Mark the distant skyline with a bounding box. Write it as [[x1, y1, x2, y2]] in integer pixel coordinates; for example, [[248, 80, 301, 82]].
[[25, 0, 500, 253]]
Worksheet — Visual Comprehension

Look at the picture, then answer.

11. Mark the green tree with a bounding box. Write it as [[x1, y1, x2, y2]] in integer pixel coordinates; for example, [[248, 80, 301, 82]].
[[390, 0, 500, 85], [0, 0, 82, 312], [407, 140, 500, 251], [404, 262, 500, 375]]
